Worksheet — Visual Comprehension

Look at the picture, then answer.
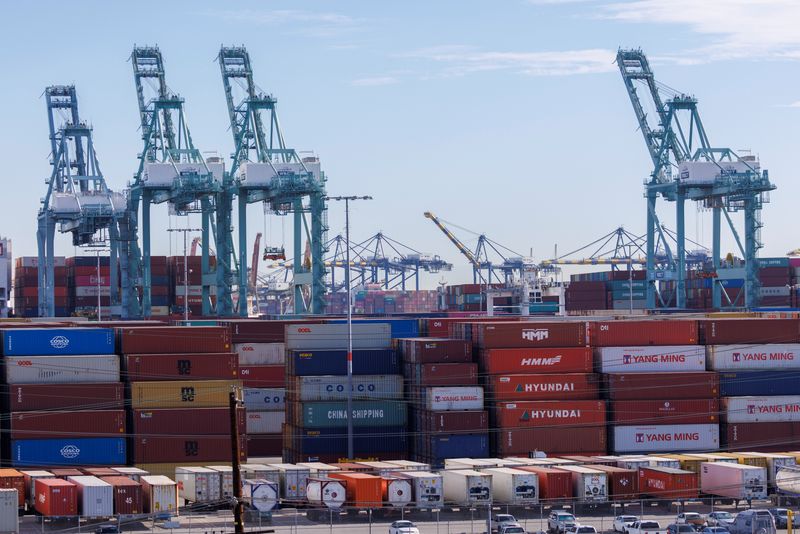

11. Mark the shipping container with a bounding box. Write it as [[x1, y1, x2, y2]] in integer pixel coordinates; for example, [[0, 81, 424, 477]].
[[268, 464, 311, 500], [479, 347, 593, 375], [132, 407, 245, 436], [493, 400, 605, 428], [406, 363, 478, 386], [175, 467, 221, 503], [0, 490, 18, 533], [291, 375, 403, 401], [553, 465, 607, 503], [442, 469, 492, 504], [67, 476, 113, 518], [723, 396, 800, 423], [242, 479, 279, 512], [21, 470, 51, 508], [589, 320, 697, 346], [382, 476, 412, 508], [241, 464, 281, 484], [305, 478, 346, 510], [496, 426, 607, 456], [110, 467, 149, 481], [140, 476, 178, 514], [123, 353, 238, 381], [416, 410, 489, 433], [393, 471, 442, 509], [588, 465, 638, 501], [243, 388, 286, 410], [131, 435, 246, 463], [49, 469, 83, 479], [238, 364, 285, 388], [7, 383, 124, 411], [612, 425, 719, 453], [0, 471, 25, 508], [247, 435, 282, 457], [328, 472, 383, 507], [2, 328, 114, 356], [706, 344, 800, 370], [595, 346, 705, 373], [487, 374, 599, 401], [207, 466, 236, 499], [34, 478, 77, 517], [286, 425, 407, 455], [638, 466, 699, 499], [739, 453, 796, 483], [117, 326, 231, 354], [5, 355, 120, 384], [12, 438, 126, 467], [513, 466, 572, 501], [9, 410, 125, 440], [483, 467, 538, 504], [287, 349, 399, 376], [699, 462, 767, 500], [427, 434, 490, 462], [399, 338, 472, 363], [719, 370, 800, 396], [472, 322, 587, 348], [129, 380, 241, 409], [605, 372, 719, 400], [218, 319, 321, 343], [285, 323, 391, 350], [234, 343, 285, 365], [296, 400, 406, 428], [610, 400, 719, 425], [98, 476, 143, 516], [698, 319, 800, 344], [246, 411, 284, 434], [422, 386, 484, 411]]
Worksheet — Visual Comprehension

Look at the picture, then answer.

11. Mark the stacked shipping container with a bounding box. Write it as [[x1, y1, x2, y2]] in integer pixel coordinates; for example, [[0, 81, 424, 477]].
[[14, 257, 68, 317], [68, 257, 110, 317]]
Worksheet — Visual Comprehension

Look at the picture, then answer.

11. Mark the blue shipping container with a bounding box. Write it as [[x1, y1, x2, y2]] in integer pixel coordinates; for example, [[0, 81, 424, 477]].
[[293, 426, 407, 454], [12, 437, 126, 466], [2, 328, 115, 356], [244, 387, 286, 410], [327, 318, 420, 339], [427, 433, 489, 465], [289, 349, 400, 376], [719, 370, 800, 396]]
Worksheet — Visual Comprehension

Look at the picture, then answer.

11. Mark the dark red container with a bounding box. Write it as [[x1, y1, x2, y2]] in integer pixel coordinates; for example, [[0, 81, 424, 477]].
[[247, 434, 282, 456], [493, 400, 606, 427], [238, 364, 285, 387], [514, 466, 572, 500], [417, 409, 489, 433], [132, 407, 245, 436], [35, 478, 77, 516], [605, 372, 719, 400], [132, 435, 247, 463], [100, 476, 143, 515], [399, 338, 472, 363], [473, 322, 587, 348], [117, 326, 231, 354], [10, 410, 126, 439], [724, 422, 800, 451], [83, 468, 118, 477], [421, 316, 520, 338], [495, 425, 606, 455], [487, 373, 599, 401], [123, 353, 238, 381], [50, 469, 83, 478], [406, 363, 477, 386], [610, 399, 719, 425], [638, 467, 698, 499], [698, 319, 800, 344], [480, 347, 593, 374], [7, 383, 125, 411], [589, 320, 698, 346], [590, 465, 638, 500], [218, 319, 325, 343]]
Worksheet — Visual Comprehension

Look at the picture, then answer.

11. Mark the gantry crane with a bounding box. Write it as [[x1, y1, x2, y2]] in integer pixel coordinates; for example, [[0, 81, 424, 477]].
[[37, 86, 125, 317], [120, 46, 222, 318], [617, 49, 775, 309], [218, 45, 328, 316]]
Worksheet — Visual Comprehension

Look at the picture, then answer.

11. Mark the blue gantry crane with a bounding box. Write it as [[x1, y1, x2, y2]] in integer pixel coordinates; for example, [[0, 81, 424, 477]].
[[119, 46, 223, 318], [617, 49, 775, 309], [37, 86, 125, 317], [218, 45, 328, 316]]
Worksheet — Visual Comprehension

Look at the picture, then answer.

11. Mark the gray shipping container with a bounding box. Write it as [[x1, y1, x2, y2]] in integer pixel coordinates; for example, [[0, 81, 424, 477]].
[[268, 464, 310, 500], [5, 355, 120, 384], [293, 375, 404, 401], [67, 476, 114, 518], [285, 323, 391, 350], [0, 489, 18, 534], [174, 467, 221, 503], [244, 388, 286, 410]]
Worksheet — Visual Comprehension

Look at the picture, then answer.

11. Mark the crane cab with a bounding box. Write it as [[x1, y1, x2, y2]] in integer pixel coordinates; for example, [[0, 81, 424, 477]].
[[263, 246, 286, 261]]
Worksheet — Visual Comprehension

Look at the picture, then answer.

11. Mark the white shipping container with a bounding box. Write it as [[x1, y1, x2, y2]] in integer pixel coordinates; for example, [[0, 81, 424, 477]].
[[616, 458, 652, 471], [67, 476, 113, 518], [268, 464, 310, 499], [700, 462, 767, 500], [357, 462, 403, 476], [723, 396, 800, 423], [554, 466, 607, 503], [111, 467, 149, 481], [19, 471, 53, 507], [646, 456, 681, 469], [445, 458, 502, 470], [442, 469, 492, 504], [285, 323, 391, 350], [243, 388, 286, 410], [612, 425, 720, 453], [295, 375, 404, 401], [246, 411, 284, 434], [174, 467, 221, 503], [5, 355, 120, 384], [140, 476, 177, 514], [17, 257, 66, 268], [394, 471, 443, 509], [206, 466, 234, 499], [173, 285, 217, 296], [425, 387, 484, 411], [707, 344, 800, 370], [761, 286, 791, 297], [484, 468, 538, 504], [240, 464, 280, 485], [306, 478, 346, 509], [235, 343, 285, 365], [385, 460, 431, 472], [0, 489, 18, 534], [596, 346, 706, 373], [242, 479, 278, 513], [383, 477, 413, 508], [74, 286, 110, 297], [295, 463, 341, 478]]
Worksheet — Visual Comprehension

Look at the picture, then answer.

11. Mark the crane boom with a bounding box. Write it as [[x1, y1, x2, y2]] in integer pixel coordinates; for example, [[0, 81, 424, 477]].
[[424, 211, 480, 269]]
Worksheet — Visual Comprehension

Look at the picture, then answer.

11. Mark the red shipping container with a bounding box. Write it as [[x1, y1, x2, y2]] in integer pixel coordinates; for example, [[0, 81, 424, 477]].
[[638, 467, 698, 499], [493, 400, 606, 428], [589, 465, 638, 500], [100, 476, 143, 515], [132, 435, 247, 463], [610, 399, 719, 425], [50, 469, 83, 478], [217, 319, 326, 343], [418, 409, 489, 433], [589, 320, 698, 346], [239, 365, 285, 387], [117, 326, 231, 354], [10, 410, 126, 439], [407, 363, 478, 386], [399, 338, 473, 363], [699, 319, 800, 344], [421, 316, 518, 338], [513, 466, 572, 500], [0, 469, 26, 507], [83, 468, 118, 477], [488, 373, 600, 401], [480, 347, 593, 374], [473, 322, 587, 348], [132, 407, 245, 436], [605, 372, 719, 400], [247, 434, 282, 456], [724, 422, 800, 452], [35, 478, 77, 517], [123, 353, 238, 381], [495, 426, 606, 455], [7, 383, 125, 411]]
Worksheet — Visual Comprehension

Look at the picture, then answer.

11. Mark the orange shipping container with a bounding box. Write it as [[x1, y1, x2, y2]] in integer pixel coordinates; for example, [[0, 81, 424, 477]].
[[0, 469, 26, 507], [480, 347, 593, 374], [328, 472, 383, 507]]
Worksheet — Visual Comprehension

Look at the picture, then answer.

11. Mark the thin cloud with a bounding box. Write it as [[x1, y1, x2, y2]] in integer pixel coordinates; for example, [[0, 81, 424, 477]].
[[351, 76, 399, 87], [210, 9, 359, 37]]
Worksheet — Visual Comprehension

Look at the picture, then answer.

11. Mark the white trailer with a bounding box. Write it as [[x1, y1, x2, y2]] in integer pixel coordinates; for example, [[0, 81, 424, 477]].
[[484, 467, 539, 504], [174, 467, 221, 503], [554, 465, 608, 503], [393, 471, 443, 509], [442, 469, 492, 504], [700, 462, 767, 500]]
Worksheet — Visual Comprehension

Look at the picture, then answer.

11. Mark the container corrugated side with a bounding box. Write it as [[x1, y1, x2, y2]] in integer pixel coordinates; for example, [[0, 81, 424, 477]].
[[291, 375, 403, 401], [589, 320, 697, 346], [246, 411, 284, 434], [422, 387, 484, 411], [496, 426, 607, 455], [117, 326, 231, 354], [493, 400, 606, 427], [479, 347, 593, 374], [611, 425, 719, 453], [12, 438, 126, 467], [287, 349, 399, 376], [2, 328, 114, 356], [123, 353, 238, 381], [8, 383, 124, 411], [723, 396, 800, 423], [474, 322, 587, 349], [699, 319, 800, 344], [296, 400, 407, 428], [610, 400, 719, 425], [244, 388, 286, 410], [5, 355, 120, 384], [719, 370, 800, 396], [0, 489, 18, 533], [129, 380, 241, 409], [605, 372, 719, 400], [234, 343, 285, 365], [487, 374, 599, 401], [10, 410, 125, 439], [67, 476, 113, 517], [285, 323, 391, 350], [596, 346, 705, 373], [140, 476, 178, 514], [707, 344, 800, 370]]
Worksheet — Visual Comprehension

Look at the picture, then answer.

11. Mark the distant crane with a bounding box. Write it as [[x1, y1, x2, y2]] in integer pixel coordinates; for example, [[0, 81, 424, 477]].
[[37, 86, 125, 317], [617, 49, 775, 309]]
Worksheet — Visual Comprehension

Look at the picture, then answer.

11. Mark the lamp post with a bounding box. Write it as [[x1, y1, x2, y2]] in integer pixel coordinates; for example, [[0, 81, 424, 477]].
[[167, 228, 202, 321], [326, 195, 372, 459]]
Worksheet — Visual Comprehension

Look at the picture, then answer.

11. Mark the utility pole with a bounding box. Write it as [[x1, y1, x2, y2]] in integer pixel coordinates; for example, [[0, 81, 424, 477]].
[[230, 390, 245, 534], [167, 228, 201, 321], [326, 195, 372, 459]]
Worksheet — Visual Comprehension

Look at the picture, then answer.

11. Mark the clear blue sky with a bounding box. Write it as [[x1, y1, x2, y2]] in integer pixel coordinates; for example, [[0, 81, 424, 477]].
[[2, 1, 799, 287]]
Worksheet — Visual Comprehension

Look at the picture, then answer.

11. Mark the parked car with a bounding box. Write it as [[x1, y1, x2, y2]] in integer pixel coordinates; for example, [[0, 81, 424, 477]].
[[701, 527, 731, 534], [668, 524, 698, 534], [615, 516, 640, 533], [728, 510, 776, 534], [566, 526, 598, 534], [628, 521, 665, 534], [676, 513, 707, 530], [549, 511, 578, 534], [500, 527, 526, 534], [707, 512, 735, 528], [491, 514, 521, 532], [389, 521, 420, 534], [768, 508, 799, 529]]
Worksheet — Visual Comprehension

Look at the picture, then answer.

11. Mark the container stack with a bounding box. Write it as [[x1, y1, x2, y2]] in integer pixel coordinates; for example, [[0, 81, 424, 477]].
[[283, 322, 407, 463], [565, 281, 607, 312], [68, 256, 110, 317], [169, 256, 216, 317], [118, 326, 246, 471], [400, 337, 489, 466], [758, 258, 792, 308], [703, 318, 800, 451], [13, 257, 68, 317], [597, 319, 721, 453], [2, 328, 127, 466], [149, 256, 170, 317], [472, 321, 605, 457]]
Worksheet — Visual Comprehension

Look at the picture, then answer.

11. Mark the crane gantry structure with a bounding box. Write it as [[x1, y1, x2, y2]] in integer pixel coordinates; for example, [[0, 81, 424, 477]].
[[617, 49, 775, 309]]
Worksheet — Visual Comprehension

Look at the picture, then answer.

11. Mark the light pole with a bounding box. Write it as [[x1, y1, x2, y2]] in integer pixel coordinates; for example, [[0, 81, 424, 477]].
[[168, 228, 202, 321], [326, 195, 372, 459]]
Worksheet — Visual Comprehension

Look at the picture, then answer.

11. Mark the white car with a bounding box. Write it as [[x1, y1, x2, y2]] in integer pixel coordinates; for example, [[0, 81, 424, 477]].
[[389, 520, 420, 534], [628, 520, 665, 534], [491, 514, 521, 532], [566, 526, 598, 534], [500, 527, 526, 534], [615, 516, 640, 533]]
